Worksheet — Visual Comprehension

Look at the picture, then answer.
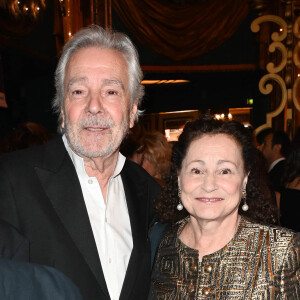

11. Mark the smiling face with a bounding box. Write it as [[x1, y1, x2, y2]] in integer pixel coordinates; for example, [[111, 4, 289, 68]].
[[178, 134, 248, 222], [62, 47, 137, 159]]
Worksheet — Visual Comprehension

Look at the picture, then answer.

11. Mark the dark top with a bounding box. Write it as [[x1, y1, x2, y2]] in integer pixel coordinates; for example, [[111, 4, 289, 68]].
[[280, 188, 300, 231], [269, 159, 286, 193], [0, 258, 82, 299]]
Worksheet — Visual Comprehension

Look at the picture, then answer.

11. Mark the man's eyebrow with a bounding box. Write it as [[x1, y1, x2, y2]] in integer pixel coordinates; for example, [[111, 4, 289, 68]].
[[67, 77, 87, 91], [102, 79, 125, 91]]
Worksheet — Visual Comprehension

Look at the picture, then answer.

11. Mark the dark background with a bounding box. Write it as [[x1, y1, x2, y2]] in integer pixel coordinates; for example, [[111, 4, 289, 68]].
[[0, 1, 267, 137]]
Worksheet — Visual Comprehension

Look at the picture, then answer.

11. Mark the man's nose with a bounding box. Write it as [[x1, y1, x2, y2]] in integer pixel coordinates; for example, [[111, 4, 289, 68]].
[[87, 93, 103, 114]]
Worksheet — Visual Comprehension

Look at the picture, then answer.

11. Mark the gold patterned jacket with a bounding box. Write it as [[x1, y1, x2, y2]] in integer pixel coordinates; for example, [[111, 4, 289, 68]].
[[149, 217, 300, 299]]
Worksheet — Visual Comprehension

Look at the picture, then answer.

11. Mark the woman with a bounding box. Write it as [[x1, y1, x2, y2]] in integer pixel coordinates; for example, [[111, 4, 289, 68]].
[[149, 116, 300, 299]]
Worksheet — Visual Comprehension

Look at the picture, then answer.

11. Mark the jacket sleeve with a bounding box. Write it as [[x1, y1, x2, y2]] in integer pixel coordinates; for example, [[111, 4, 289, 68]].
[[278, 232, 300, 298]]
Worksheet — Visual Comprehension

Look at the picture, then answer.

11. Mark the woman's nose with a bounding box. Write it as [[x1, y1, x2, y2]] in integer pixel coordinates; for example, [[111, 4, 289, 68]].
[[201, 173, 217, 192]]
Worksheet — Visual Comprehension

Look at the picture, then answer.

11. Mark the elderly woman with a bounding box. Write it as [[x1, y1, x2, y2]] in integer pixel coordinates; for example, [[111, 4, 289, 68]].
[[149, 116, 300, 299]]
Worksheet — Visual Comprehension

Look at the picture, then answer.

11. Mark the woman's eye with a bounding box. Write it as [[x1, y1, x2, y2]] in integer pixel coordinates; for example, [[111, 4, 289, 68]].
[[220, 168, 231, 175], [191, 168, 202, 174]]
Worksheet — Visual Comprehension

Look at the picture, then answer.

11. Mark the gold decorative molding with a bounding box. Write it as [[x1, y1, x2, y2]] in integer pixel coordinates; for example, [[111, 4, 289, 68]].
[[251, 10, 300, 133], [258, 73, 288, 131], [251, 15, 287, 42]]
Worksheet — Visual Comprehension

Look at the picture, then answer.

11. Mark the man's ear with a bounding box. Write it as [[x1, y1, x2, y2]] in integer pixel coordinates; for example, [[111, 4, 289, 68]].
[[129, 103, 138, 128]]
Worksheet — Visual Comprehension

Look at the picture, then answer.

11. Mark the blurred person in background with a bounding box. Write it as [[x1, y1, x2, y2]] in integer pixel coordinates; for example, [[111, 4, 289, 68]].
[[141, 131, 173, 186], [277, 147, 300, 231], [0, 121, 51, 153], [259, 130, 291, 196]]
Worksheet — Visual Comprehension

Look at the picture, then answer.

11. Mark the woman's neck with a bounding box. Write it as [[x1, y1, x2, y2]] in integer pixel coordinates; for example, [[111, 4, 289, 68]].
[[179, 214, 240, 261]]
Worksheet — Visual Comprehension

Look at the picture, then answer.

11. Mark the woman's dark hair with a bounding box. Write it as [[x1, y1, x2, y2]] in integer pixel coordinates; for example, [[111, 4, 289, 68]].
[[156, 115, 278, 224]]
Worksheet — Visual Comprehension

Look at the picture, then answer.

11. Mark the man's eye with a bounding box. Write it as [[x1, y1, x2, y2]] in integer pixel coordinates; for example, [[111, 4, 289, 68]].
[[107, 90, 118, 95], [72, 90, 83, 95]]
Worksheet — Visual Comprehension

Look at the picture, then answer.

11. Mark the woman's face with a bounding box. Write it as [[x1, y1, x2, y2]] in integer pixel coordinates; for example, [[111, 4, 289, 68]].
[[178, 134, 248, 222]]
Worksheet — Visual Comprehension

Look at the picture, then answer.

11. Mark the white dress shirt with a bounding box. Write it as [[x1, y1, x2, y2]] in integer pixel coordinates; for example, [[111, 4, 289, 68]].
[[63, 135, 133, 300]]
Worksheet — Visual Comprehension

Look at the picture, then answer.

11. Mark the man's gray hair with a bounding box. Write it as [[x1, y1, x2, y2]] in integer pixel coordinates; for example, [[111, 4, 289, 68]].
[[52, 25, 144, 133]]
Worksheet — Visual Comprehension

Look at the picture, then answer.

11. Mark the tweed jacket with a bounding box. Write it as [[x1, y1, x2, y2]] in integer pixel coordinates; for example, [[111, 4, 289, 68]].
[[149, 217, 300, 299]]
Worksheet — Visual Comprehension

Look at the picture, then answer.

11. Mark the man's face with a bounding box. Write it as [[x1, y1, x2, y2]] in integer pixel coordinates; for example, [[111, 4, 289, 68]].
[[261, 133, 274, 165], [62, 47, 137, 159]]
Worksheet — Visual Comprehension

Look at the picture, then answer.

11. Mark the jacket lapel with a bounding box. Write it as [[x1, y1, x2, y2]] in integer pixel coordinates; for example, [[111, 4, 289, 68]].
[[119, 161, 152, 300], [34, 136, 110, 298]]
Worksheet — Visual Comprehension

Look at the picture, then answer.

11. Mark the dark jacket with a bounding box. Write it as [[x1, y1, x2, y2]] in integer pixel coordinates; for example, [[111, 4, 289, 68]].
[[0, 135, 161, 300]]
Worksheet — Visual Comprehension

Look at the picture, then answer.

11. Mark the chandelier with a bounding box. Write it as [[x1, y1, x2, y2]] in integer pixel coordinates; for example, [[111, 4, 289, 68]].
[[0, 0, 46, 19]]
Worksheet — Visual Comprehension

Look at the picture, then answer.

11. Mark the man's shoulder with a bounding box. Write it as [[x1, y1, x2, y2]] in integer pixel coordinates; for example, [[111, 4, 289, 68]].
[[123, 159, 154, 179], [122, 159, 161, 191], [271, 158, 286, 172]]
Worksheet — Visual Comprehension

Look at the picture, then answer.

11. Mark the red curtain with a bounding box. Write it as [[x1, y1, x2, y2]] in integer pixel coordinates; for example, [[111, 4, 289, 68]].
[[112, 0, 249, 61]]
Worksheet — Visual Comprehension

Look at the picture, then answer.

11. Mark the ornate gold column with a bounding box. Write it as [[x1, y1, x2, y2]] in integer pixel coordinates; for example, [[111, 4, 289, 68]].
[[251, 0, 300, 136]]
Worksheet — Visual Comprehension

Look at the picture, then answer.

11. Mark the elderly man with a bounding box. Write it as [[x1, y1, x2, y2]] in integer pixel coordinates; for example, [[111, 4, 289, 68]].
[[0, 25, 160, 300]]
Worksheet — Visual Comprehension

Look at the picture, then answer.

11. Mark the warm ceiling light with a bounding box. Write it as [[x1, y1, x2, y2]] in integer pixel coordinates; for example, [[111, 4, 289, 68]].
[[141, 79, 189, 85]]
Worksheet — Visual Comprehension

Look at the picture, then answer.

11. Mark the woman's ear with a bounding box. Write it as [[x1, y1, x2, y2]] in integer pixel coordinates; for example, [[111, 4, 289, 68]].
[[243, 172, 250, 188]]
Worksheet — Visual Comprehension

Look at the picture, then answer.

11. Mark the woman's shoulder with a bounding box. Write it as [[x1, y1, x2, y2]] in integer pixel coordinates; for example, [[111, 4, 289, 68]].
[[240, 217, 299, 247]]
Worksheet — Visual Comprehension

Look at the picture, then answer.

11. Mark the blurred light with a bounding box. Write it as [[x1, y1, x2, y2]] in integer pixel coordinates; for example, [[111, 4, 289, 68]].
[[141, 79, 189, 85], [247, 98, 254, 105]]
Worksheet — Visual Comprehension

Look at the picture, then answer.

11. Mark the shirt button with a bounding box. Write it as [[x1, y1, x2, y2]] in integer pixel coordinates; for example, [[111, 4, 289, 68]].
[[202, 287, 211, 296], [204, 264, 212, 273], [88, 179, 93, 184]]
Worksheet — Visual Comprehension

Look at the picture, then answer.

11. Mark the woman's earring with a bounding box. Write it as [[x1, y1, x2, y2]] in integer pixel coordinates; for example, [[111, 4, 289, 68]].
[[241, 188, 249, 211], [177, 187, 183, 211]]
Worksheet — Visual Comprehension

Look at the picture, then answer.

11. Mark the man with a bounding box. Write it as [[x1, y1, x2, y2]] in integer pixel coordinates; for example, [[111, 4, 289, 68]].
[[0, 25, 160, 300], [260, 130, 291, 194]]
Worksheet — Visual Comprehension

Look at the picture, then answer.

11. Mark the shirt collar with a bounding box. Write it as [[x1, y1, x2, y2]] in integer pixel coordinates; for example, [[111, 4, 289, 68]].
[[62, 134, 126, 178], [268, 157, 285, 172]]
